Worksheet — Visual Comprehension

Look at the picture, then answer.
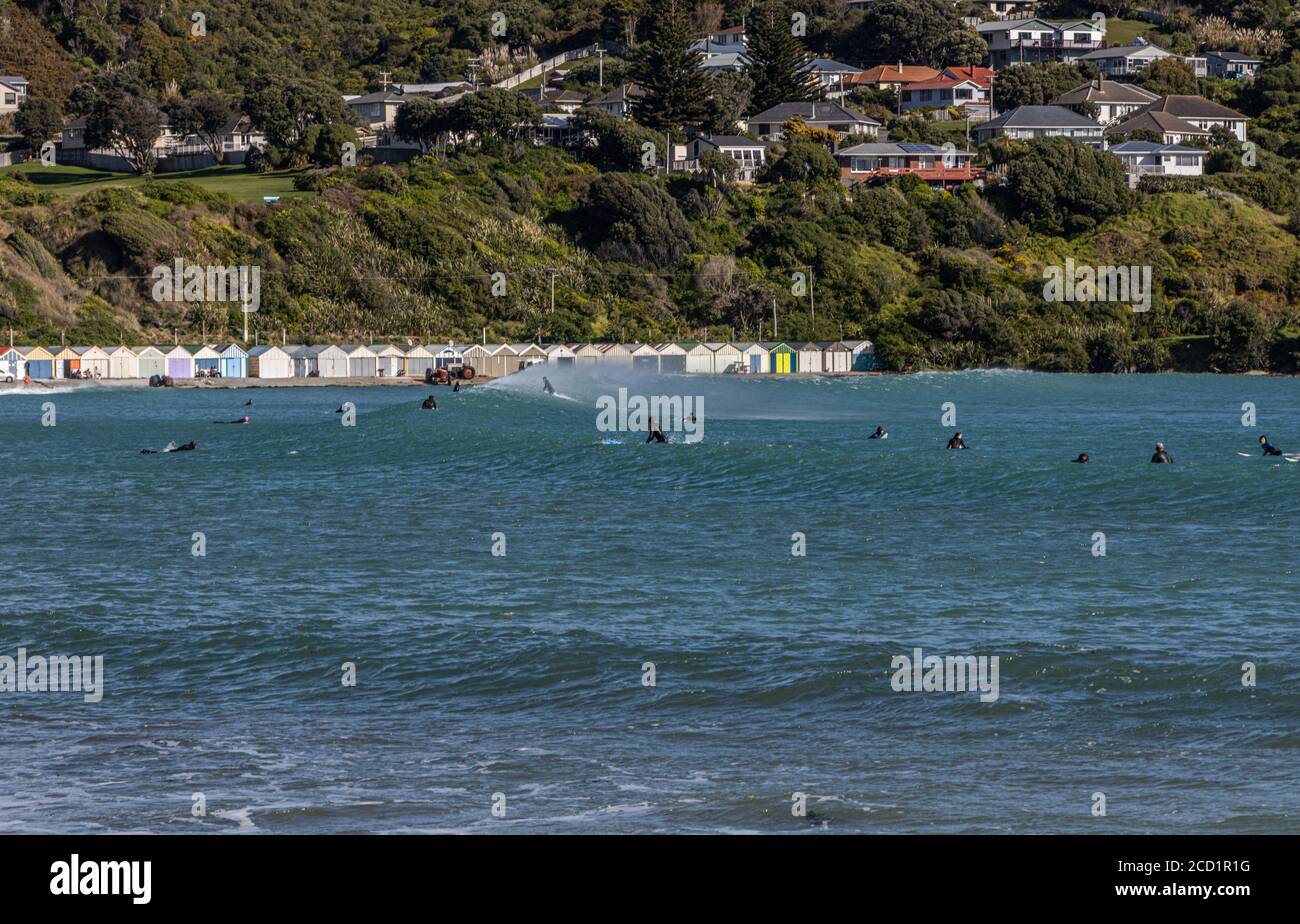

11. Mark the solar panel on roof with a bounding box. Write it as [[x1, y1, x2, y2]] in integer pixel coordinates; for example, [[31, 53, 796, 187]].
[[897, 143, 933, 153]]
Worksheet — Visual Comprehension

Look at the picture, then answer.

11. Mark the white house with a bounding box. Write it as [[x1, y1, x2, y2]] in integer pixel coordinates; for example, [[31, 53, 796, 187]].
[[1079, 40, 1206, 80], [544, 343, 576, 365], [105, 345, 140, 379], [1107, 141, 1206, 186], [586, 84, 644, 119], [0, 76, 28, 115], [1052, 79, 1159, 126], [690, 134, 773, 182], [248, 344, 293, 378], [1135, 96, 1248, 142], [800, 59, 863, 99], [973, 105, 1105, 148], [369, 344, 406, 377], [900, 76, 991, 120], [977, 19, 1105, 70]]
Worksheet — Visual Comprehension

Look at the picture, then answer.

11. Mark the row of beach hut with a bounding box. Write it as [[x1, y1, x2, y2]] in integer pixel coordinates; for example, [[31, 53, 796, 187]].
[[0, 340, 877, 381]]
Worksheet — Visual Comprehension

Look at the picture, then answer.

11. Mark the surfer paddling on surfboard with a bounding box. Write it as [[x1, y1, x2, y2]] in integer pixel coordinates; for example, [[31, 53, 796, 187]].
[[1259, 435, 1283, 456]]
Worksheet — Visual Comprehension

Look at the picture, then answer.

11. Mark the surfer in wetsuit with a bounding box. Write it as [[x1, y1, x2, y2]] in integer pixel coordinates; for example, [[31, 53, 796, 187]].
[[1259, 435, 1283, 456], [1073, 453, 1090, 463], [214, 416, 250, 424], [453, 381, 460, 393], [1150, 442, 1172, 463], [647, 417, 667, 443], [869, 426, 887, 439], [542, 376, 555, 395], [142, 441, 197, 454], [245, 399, 254, 406], [421, 395, 438, 410], [946, 431, 967, 450]]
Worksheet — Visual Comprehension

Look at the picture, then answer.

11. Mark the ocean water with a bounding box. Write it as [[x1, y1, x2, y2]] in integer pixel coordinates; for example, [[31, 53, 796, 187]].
[[1, 368, 1297, 834]]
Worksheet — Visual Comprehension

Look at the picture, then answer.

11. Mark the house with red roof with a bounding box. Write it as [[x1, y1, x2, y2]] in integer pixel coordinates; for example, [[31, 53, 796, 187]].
[[848, 64, 940, 91]]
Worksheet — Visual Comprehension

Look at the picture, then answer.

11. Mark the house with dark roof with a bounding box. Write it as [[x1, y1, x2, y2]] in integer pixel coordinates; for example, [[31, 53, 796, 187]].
[[1078, 40, 1206, 80], [1107, 140, 1206, 186], [699, 51, 750, 74], [1104, 109, 1211, 146], [977, 19, 1105, 69], [586, 84, 645, 119], [689, 135, 773, 182], [972, 105, 1105, 147], [1137, 95, 1249, 141], [1051, 78, 1159, 125], [836, 142, 983, 188], [799, 59, 863, 99], [346, 89, 412, 129], [744, 102, 881, 140], [1204, 51, 1262, 80]]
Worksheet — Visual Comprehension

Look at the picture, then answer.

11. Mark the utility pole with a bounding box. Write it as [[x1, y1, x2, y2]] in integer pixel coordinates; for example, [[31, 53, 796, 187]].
[[597, 48, 605, 89], [549, 271, 558, 313], [379, 71, 393, 91], [807, 265, 815, 326], [772, 296, 777, 341]]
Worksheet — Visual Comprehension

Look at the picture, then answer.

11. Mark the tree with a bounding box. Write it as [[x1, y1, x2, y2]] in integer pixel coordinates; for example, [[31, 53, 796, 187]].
[[168, 93, 237, 164], [244, 77, 354, 149], [1002, 136, 1132, 234], [745, 2, 821, 113], [783, 117, 838, 148], [572, 108, 662, 171], [395, 96, 455, 153], [451, 87, 541, 151], [631, 0, 710, 132], [762, 141, 840, 189], [854, 0, 987, 69], [993, 63, 1086, 111], [702, 71, 752, 134], [306, 122, 359, 167], [699, 149, 739, 187], [576, 173, 695, 267], [81, 77, 166, 175], [14, 97, 63, 150], [1137, 58, 1198, 97]]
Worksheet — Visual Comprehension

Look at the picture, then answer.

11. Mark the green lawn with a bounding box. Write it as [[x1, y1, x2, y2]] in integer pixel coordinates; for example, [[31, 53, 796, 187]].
[[1104, 17, 1158, 48], [0, 163, 313, 201]]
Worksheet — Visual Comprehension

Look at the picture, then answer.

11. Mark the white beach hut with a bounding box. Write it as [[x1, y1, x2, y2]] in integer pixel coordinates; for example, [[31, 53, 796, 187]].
[[134, 346, 166, 379], [844, 339, 877, 371], [218, 343, 248, 378], [656, 342, 687, 373], [435, 344, 465, 371], [573, 343, 602, 365], [343, 344, 378, 377], [820, 341, 851, 373], [286, 345, 316, 377], [248, 345, 292, 378], [403, 344, 435, 377], [511, 343, 548, 369], [105, 345, 140, 379], [544, 343, 576, 365], [0, 347, 25, 381], [797, 341, 824, 374], [74, 345, 111, 378], [191, 344, 222, 376], [737, 342, 767, 374], [314, 345, 350, 378], [709, 342, 743, 374], [628, 342, 660, 372], [597, 343, 633, 366], [370, 344, 406, 377], [684, 342, 714, 374]]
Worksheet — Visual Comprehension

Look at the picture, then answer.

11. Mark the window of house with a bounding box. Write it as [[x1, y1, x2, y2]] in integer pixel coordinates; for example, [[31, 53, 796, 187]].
[[3, 93, 13, 105], [1176, 155, 1198, 166]]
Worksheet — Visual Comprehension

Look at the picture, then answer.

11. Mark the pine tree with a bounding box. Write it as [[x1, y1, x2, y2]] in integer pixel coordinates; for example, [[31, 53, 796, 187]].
[[745, 2, 821, 113], [631, 0, 710, 134]]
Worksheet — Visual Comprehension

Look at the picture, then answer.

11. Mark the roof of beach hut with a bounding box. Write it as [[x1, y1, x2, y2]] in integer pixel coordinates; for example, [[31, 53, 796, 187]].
[[217, 342, 248, 356], [17, 346, 55, 358], [626, 343, 658, 356], [656, 342, 687, 354], [248, 344, 289, 357]]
